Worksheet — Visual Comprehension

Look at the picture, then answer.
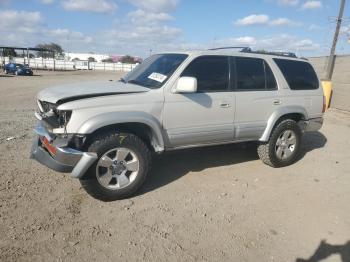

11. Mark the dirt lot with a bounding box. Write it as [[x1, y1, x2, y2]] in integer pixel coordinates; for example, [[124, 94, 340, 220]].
[[0, 70, 349, 262]]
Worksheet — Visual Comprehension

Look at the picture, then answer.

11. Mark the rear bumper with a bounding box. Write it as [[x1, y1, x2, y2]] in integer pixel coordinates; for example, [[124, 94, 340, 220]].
[[30, 122, 97, 178], [18, 72, 33, 76], [304, 117, 323, 132]]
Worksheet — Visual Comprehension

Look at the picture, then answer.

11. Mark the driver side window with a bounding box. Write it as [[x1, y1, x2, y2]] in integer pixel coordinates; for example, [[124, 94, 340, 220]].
[[181, 56, 229, 92]]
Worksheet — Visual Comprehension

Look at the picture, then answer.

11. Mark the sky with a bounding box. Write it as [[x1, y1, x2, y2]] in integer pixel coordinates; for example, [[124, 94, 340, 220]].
[[0, 0, 349, 58]]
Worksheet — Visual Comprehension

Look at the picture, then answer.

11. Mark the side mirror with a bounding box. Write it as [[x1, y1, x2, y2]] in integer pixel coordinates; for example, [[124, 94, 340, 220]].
[[174, 77, 197, 93]]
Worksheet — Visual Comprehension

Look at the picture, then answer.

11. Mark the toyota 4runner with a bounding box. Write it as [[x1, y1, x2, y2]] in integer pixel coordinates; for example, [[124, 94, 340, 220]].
[[30, 48, 325, 201]]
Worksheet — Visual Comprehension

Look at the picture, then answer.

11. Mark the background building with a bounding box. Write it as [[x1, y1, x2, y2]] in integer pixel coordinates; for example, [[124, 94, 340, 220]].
[[65, 52, 110, 62]]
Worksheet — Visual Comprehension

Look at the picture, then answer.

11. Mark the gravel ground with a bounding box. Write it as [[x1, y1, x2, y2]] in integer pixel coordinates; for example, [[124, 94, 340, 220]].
[[0, 70, 349, 262]]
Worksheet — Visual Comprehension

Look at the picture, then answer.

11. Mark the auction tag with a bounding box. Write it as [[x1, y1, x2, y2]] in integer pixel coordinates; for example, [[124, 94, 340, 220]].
[[148, 72, 167, 83]]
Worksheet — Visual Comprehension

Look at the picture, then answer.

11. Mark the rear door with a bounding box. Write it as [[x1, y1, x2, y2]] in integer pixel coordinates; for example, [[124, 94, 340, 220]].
[[233, 56, 279, 140], [163, 55, 235, 147]]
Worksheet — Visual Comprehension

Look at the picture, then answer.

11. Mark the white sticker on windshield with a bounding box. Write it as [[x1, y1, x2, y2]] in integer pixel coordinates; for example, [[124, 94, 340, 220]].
[[148, 72, 167, 83]]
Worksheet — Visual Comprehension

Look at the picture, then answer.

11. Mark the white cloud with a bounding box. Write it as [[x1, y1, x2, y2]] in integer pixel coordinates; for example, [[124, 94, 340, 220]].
[[128, 0, 178, 13], [47, 28, 93, 43], [95, 18, 182, 56], [0, 10, 42, 30], [61, 0, 117, 13], [0, 9, 94, 51], [259, 35, 320, 51], [269, 18, 302, 26], [96, 0, 181, 54], [101, 25, 181, 45], [0, 4, 322, 57], [127, 9, 173, 25], [341, 26, 350, 35], [40, 0, 54, 4], [301, 1, 322, 10], [215, 36, 257, 47], [235, 14, 301, 27], [277, 0, 299, 6], [235, 14, 269, 26], [308, 24, 323, 30], [214, 34, 320, 53]]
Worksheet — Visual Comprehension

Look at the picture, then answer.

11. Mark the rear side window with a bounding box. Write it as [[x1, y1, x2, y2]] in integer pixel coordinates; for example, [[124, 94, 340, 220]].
[[273, 59, 319, 90], [235, 57, 277, 91], [181, 56, 229, 92]]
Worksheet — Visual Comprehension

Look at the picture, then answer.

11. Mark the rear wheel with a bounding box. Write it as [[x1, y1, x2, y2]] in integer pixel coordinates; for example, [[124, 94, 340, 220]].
[[257, 119, 302, 167], [80, 132, 151, 201]]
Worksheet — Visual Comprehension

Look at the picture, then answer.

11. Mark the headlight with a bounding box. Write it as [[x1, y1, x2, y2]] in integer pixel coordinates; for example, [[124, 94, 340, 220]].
[[58, 110, 72, 128], [40, 101, 56, 113]]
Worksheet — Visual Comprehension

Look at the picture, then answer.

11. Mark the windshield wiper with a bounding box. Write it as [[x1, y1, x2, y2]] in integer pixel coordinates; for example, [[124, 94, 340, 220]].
[[119, 77, 126, 83]]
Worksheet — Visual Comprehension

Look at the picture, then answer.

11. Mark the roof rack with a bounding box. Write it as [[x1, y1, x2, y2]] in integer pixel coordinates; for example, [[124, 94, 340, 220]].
[[208, 46, 301, 59], [241, 49, 297, 58], [209, 46, 251, 52]]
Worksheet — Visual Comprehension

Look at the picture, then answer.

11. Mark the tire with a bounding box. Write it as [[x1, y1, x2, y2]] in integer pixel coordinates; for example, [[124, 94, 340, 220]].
[[257, 119, 302, 168], [80, 131, 152, 201]]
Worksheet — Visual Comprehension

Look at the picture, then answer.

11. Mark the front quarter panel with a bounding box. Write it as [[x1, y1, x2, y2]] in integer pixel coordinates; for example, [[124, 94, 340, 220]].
[[55, 91, 166, 151]]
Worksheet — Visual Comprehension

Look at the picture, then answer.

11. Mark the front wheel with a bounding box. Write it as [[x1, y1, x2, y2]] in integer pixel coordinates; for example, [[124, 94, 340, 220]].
[[257, 119, 302, 167], [80, 132, 151, 201]]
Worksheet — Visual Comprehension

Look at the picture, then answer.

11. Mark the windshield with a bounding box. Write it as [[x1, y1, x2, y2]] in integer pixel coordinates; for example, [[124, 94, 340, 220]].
[[122, 53, 188, 89]]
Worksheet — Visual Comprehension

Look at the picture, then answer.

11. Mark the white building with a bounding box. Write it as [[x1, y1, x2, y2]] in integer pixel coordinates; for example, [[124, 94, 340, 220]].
[[64, 52, 110, 62]]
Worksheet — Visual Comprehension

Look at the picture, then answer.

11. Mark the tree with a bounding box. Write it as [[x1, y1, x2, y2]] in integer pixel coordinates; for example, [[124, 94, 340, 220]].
[[72, 57, 81, 61], [256, 49, 268, 53], [102, 58, 114, 63], [88, 57, 96, 62], [121, 55, 136, 64], [35, 43, 64, 58], [2, 48, 17, 58]]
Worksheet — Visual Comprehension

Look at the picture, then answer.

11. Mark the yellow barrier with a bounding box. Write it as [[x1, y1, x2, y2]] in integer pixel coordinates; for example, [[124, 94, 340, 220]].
[[321, 80, 332, 109]]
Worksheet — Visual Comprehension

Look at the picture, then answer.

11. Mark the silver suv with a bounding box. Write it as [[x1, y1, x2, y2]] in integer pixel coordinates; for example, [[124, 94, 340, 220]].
[[31, 48, 325, 201]]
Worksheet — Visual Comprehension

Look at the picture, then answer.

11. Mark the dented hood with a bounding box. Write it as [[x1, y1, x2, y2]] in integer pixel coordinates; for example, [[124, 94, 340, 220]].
[[37, 80, 150, 104]]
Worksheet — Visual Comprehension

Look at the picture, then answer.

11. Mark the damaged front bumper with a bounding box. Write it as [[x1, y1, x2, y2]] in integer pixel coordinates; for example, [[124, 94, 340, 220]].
[[30, 121, 97, 178]]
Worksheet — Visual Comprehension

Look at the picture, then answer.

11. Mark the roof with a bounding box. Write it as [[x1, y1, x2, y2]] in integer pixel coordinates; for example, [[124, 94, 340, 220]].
[[161, 47, 308, 62]]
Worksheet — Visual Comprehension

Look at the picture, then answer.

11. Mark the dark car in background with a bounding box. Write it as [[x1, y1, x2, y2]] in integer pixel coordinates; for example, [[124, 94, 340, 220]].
[[4, 63, 33, 76]]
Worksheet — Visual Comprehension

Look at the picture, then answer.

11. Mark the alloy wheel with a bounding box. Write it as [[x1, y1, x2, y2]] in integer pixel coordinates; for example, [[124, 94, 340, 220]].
[[96, 147, 139, 190], [275, 130, 297, 160]]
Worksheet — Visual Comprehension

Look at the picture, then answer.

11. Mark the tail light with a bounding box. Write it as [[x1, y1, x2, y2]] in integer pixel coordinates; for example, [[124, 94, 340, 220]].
[[322, 96, 326, 113]]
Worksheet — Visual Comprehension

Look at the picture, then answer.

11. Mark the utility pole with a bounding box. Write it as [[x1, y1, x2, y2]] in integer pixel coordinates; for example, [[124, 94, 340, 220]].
[[325, 0, 346, 80]]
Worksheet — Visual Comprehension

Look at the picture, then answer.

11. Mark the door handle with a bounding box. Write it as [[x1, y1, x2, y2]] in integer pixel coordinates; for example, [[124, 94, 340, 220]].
[[220, 103, 231, 108], [273, 100, 282, 105]]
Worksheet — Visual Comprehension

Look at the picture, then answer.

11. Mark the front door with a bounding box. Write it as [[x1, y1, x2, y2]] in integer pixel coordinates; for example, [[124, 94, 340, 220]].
[[163, 55, 235, 147]]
